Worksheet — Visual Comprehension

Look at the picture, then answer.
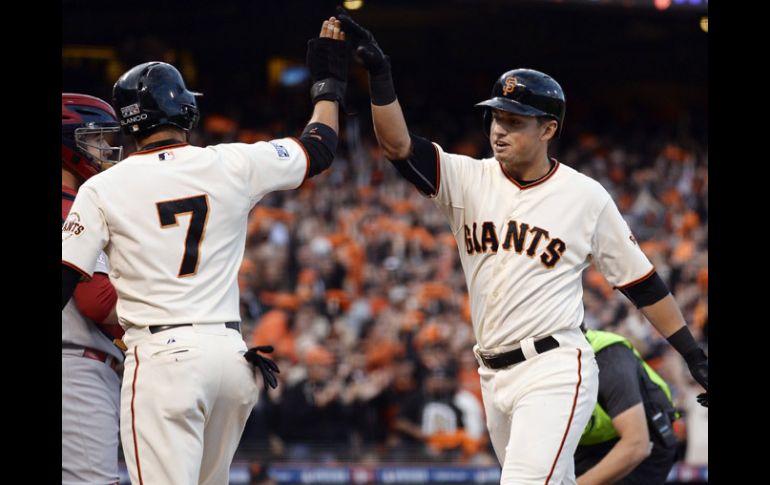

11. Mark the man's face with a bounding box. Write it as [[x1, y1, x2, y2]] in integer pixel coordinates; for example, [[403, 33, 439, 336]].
[[488, 110, 554, 164], [75, 126, 123, 170]]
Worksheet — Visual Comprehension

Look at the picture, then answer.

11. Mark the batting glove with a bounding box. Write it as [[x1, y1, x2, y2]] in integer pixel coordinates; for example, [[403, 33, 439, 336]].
[[336, 6, 397, 105], [336, 6, 389, 74], [244, 345, 280, 389], [306, 36, 349, 104], [684, 350, 708, 407]]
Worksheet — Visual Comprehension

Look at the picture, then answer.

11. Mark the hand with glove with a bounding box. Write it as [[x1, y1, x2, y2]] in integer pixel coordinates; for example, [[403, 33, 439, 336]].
[[307, 16, 349, 105], [244, 345, 280, 389], [336, 6, 397, 105], [685, 351, 708, 407], [666, 326, 708, 407]]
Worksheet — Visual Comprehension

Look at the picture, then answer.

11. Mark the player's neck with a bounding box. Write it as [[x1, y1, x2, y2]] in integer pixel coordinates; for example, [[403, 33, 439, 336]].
[[136, 129, 187, 151], [502, 156, 553, 183]]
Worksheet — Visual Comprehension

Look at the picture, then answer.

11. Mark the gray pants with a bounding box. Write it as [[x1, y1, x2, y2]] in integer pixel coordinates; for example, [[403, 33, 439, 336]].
[[62, 352, 121, 485]]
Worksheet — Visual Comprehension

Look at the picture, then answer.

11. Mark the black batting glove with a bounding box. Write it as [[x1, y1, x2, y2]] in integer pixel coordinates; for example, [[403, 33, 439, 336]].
[[685, 350, 708, 407], [336, 6, 389, 74], [667, 326, 708, 408], [336, 6, 397, 106], [306, 36, 349, 104], [244, 345, 280, 389]]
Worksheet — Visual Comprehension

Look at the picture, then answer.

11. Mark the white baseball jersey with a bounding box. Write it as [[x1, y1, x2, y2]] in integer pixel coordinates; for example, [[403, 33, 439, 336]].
[[61, 139, 308, 327], [430, 144, 653, 351]]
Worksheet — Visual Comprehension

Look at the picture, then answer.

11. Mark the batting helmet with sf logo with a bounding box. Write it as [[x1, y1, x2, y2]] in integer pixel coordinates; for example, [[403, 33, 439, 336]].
[[475, 68, 566, 137]]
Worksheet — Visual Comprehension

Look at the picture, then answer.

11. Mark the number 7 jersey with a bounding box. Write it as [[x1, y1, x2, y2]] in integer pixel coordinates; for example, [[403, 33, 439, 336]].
[[61, 140, 308, 327]]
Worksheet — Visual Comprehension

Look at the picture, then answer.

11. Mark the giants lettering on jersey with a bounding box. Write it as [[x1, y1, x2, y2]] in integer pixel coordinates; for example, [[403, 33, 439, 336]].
[[62, 212, 85, 240], [463, 220, 567, 268]]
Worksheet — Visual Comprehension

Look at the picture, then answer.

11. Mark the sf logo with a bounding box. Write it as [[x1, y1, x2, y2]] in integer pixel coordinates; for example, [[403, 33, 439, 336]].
[[503, 77, 518, 95]]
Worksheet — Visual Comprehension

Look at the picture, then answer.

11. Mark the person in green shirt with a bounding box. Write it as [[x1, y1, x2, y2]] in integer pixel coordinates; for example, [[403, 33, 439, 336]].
[[575, 327, 679, 485]]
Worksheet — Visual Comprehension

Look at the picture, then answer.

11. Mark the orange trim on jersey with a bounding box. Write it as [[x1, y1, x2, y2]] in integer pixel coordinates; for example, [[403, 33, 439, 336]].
[[131, 346, 145, 485], [499, 159, 560, 190], [61, 260, 92, 281], [545, 348, 582, 485], [132, 143, 189, 156], [290, 137, 311, 182], [615, 266, 656, 290]]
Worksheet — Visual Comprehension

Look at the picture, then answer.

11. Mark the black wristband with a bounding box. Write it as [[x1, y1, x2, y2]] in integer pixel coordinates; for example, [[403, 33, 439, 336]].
[[311, 78, 346, 104], [369, 65, 397, 106], [667, 326, 705, 363]]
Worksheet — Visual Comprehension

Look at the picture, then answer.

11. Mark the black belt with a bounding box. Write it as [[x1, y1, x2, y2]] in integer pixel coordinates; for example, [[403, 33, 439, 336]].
[[479, 336, 559, 369], [149, 321, 240, 334]]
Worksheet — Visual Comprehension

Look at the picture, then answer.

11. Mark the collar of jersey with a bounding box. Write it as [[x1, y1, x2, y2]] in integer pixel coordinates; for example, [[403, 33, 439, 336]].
[[133, 142, 189, 156], [499, 158, 560, 190]]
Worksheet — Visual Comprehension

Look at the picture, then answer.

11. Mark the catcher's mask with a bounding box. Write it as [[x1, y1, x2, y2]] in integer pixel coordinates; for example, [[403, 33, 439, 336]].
[[62, 93, 123, 181]]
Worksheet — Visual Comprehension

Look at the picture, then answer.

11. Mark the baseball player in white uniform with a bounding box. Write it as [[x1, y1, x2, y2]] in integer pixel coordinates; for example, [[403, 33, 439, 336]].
[[338, 8, 708, 485], [61, 18, 349, 485], [62, 93, 125, 485]]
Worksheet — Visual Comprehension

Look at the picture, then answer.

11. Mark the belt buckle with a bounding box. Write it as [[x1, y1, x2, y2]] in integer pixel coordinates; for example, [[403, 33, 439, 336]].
[[477, 350, 497, 368]]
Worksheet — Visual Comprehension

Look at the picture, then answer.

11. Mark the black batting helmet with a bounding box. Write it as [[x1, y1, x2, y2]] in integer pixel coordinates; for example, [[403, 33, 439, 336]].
[[475, 68, 566, 138], [112, 61, 202, 136]]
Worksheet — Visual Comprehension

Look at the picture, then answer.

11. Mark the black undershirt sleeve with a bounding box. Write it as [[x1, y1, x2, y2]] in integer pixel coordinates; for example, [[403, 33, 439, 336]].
[[298, 122, 337, 178], [388, 133, 439, 197], [619, 271, 669, 309]]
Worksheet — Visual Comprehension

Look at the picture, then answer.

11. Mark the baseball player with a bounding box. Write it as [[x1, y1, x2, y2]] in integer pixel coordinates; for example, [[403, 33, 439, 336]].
[[575, 326, 678, 485], [338, 8, 707, 485], [61, 18, 348, 485], [62, 92, 125, 485]]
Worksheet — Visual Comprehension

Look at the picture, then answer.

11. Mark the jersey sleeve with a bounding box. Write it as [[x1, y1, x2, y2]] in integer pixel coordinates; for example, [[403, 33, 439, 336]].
[[235, 137, 309, 203], [431, 143, 473, 234], [590, 198, 654, 288], [433, 143, 468, 209], [61, 184, 109, 278]]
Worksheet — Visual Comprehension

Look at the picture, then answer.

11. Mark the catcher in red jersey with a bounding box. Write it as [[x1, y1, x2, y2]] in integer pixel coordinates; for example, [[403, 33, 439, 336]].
[[61, 17, 348, 485], [62, 92, 124, 485], [338, 8, 707, 485]]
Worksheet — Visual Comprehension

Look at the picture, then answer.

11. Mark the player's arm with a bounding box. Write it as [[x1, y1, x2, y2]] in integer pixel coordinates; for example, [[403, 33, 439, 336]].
[[73, 272, 118, 325], [337, 7, 439, 197], [577, 404, 651, 485], [299, 17, 347, 178], [593, 199, 707, 406], [617, 272, 707, 405], [62, 185, 110, 309]]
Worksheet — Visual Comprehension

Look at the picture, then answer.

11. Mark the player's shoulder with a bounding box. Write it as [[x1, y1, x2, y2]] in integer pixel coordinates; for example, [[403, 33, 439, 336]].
[[434, 142, 491, 168], [206, 138, 299, 160], [555, 161, 611, 199], [81, 153, 141, 187]]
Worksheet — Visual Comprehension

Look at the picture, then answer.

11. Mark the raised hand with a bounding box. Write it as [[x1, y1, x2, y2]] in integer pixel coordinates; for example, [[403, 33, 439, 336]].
[[307, 16, 349, 104]]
